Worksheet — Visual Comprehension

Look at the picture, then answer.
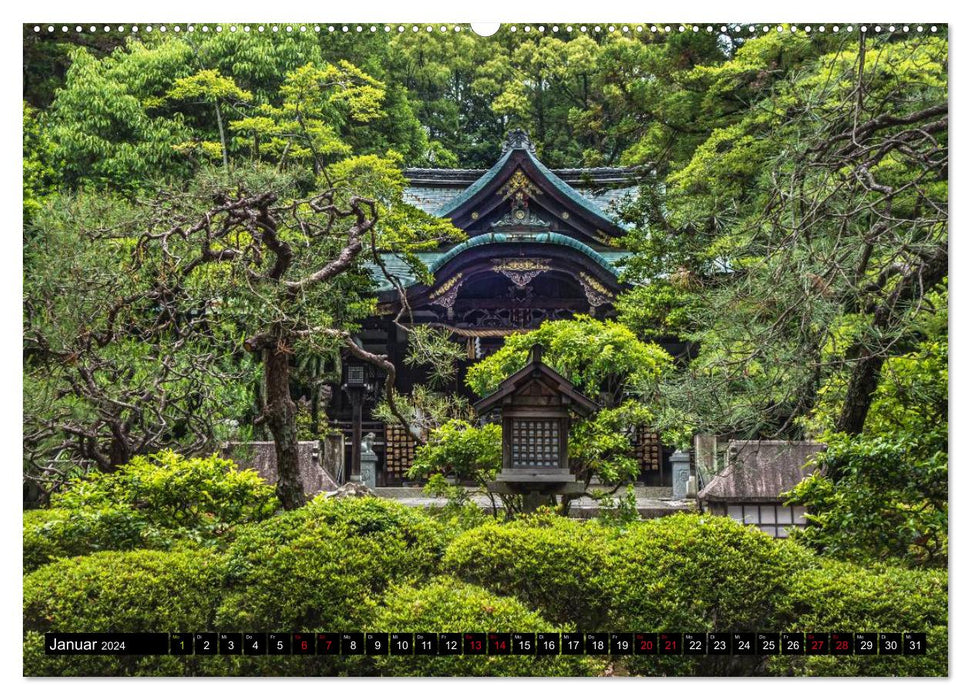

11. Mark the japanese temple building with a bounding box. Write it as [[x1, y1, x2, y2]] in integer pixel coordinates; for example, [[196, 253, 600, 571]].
[[329, 131, 683, 486]]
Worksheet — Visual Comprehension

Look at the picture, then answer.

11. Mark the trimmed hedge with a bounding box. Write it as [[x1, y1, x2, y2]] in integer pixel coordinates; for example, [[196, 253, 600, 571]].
[[23, 507, 158, 572], [446, 513, 808, 627], [24, 497, 452, 677], [444, 513, 947, 676], [22, 501, 948, 677], [24, 452, 279, 572], [364, 578, 604, 677], [214, 496, 449, 633], [443, 514, 615, 629], [23, 549, 227, 676], [51, 451, 278, 533], [607, 515, 813, 676], [767, 559, 948, 677], [605, 514, 810, 629]]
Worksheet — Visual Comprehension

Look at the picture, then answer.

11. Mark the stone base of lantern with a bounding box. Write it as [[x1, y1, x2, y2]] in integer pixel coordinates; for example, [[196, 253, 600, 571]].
[[494, 468, 573, 483], [487, 477, 586, 495]]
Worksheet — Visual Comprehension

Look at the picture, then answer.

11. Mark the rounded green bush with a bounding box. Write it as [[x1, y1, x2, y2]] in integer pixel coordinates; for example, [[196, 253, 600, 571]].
[[444, 514, 615, 629], [52, 450, 278, 534], [22, 500, 947, 678], [24, 496, 454, 677], [215, 496, 449, 634], [23, 549, 228, 676], [23, 507, 157, 572], [605, 514, 810, 630], [363, 577, 605, 677], [607, 514, 813, 676], [445, 513, 814, 676], [25, 452, 280, 570], [767, 559, 947, 677]]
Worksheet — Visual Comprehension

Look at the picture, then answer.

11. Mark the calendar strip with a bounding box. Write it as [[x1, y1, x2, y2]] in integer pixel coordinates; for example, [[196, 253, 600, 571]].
[[43, 632, 927, 656]]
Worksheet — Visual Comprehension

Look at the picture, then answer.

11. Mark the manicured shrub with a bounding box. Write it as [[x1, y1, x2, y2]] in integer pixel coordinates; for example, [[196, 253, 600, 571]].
[[23, 549, 228, 676], [410, 419, 502, 481], [364, 578, 605, 677], [605, 514, 810, 630], [22, 498, 947, 678], [214, 496, 449, 634], [446, 513, 815, 676], [607, 514, 813, 676], [444, 514, 615, 629], [23, 507, 159, 572], [24, 497, 455, 677], [767, 559, 947, 677], [52, 451, 278, 533], [24, 452, 278, 568]]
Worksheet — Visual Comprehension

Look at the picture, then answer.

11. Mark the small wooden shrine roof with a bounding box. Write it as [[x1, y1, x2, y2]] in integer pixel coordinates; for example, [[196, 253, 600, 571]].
[[473, 345, 598, 417]]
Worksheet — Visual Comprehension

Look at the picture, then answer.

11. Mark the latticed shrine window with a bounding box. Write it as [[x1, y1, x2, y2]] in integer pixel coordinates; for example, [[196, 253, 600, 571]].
[[510, 419, 560, 469], [384, 423, 416, 481], [634, 425, 661, 471], [708, 502, 808, 538]]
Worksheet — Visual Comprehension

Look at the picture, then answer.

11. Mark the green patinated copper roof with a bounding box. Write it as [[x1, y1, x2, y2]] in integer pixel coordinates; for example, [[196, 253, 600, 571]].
[[429, 232, 622, 273], [433, 145, 629, 231], [366, 234, 630, 292], [521, 149, 629, 231], [372, 136, 634, 293], [432, 149, 514, 218]]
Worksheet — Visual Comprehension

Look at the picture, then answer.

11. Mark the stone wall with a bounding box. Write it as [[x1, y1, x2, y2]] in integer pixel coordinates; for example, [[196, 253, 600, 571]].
[[223, 437, 343, 497]]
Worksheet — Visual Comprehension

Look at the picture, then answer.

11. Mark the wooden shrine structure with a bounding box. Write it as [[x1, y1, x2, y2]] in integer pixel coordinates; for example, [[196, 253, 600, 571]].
[[329, 131, 682, 486], [474, 344, 596, 493]]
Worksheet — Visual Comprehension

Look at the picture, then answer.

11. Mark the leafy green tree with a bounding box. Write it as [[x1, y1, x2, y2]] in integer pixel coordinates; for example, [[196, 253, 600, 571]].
[[385, 27, 508, 167], [228, 61, 385, 173], [166, 69, 253, 169], [44, 30, 434, 192], [48, 43, 196, 189], [89, 161, 457, 509], [24, 190, 257, 499], [614, 278, 701, 340], [23, 102, 59, 222], [466, 316, 671, 406], [27, 33, 466, 506], [617, 29, 822, 172], [786, 337, 948, 567], [410, 419, 505, 514], [620, 32, 947, 441], [611, 31, 948, 569], [568, 400, 654, 485]]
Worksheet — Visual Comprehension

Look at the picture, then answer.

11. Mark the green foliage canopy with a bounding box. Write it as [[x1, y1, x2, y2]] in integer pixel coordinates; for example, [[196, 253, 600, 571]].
[[465, 316, 672, 406]]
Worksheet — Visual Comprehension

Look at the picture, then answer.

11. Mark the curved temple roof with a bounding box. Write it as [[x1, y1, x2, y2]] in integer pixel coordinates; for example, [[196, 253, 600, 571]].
[[430, 134, 632, 234], [368, 234, 630, 292], [429, 232, 624, 275], [372, 131, 640, 293]]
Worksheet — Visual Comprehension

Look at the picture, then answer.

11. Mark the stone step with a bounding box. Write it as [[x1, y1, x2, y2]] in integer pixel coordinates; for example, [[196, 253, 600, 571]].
[[365, 486, 695, 520], [374, 486, 427, 498]]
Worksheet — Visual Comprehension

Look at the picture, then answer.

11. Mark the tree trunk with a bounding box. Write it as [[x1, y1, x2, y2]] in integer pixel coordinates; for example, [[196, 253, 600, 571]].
[[214, 102, 229, 170], [836, 352, 886, 435], [263, 342, 306, 510], [106, 419, 132, 471], [836, 246, 948, 435]]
